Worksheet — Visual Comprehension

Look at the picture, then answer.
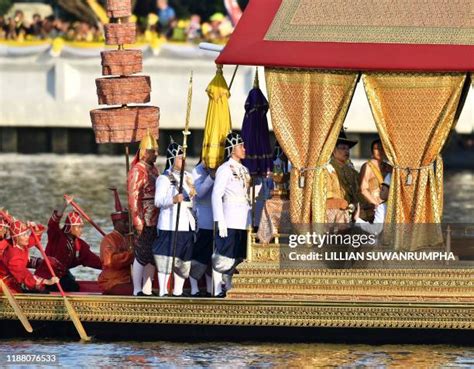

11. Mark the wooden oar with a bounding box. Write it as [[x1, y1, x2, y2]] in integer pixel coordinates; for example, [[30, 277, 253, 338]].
[[0, 279, 33, 333], [29, 227, 91, 341]]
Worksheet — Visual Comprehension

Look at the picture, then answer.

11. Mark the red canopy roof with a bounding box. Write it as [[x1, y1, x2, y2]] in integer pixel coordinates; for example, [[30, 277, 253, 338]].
[[216, 0, 474, 71]]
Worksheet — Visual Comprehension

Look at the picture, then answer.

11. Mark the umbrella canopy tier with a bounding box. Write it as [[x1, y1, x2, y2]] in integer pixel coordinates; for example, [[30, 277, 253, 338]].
[[96, 76, 151, 105], [101, 50, 142, 76], [90, 106, 160, 143], [104, 23, 136, 46], [106, 0, 132, 18]]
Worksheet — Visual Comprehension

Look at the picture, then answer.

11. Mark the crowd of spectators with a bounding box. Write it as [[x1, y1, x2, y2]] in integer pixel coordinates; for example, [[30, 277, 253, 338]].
[[0, 0, 234, 44], [0, 10, 103, 42]]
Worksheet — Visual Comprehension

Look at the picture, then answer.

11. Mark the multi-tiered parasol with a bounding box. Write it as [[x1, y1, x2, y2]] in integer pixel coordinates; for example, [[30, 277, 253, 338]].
[[90, 0, 160, 170]]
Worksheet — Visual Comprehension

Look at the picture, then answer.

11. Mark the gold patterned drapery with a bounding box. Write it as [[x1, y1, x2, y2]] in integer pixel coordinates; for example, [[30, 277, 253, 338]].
[[265, 69, 358, 223], [363, 73, 466, 249]]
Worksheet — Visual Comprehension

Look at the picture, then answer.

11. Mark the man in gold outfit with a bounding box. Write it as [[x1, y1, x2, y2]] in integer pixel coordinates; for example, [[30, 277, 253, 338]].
[[127, 131, 159, 296], [359, 139, 392, 222], [326, 130, 365, 223]]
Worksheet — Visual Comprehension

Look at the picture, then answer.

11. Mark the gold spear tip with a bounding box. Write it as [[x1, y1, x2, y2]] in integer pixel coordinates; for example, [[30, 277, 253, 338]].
[[253, 67, 259, 88]]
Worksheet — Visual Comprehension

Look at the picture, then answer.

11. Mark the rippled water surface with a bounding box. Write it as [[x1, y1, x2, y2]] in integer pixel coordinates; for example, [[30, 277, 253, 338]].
[[0, 155, 473, 367], [0, 340, 472, 368]]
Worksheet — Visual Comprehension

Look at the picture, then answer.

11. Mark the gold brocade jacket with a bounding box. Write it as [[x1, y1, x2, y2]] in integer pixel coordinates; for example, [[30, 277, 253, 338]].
[[127, 160, 159, 230], [327, 158, 364, 208]]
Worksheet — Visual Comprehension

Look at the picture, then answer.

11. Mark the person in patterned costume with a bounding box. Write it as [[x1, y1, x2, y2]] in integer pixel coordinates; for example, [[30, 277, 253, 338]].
[[127, 131, 160, 296], [326, 130, 367, 223], [359, 139, 392, 222]]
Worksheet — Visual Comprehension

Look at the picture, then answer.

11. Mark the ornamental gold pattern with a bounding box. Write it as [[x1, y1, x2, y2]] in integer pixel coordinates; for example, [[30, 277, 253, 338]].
[[265, 0, 474, 45], [265, 68, 357, 223], [1, 293, 472, 330], [363, 73, 466, 230]]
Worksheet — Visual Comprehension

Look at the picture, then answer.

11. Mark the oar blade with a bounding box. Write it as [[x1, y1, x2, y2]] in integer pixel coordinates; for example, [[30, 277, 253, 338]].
[[0, 279, 33, 333], [63, 297, 91, 342]]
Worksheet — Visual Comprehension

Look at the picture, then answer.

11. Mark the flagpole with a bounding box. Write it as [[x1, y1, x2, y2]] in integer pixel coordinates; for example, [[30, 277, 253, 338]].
[[169, 72, 193, 296]]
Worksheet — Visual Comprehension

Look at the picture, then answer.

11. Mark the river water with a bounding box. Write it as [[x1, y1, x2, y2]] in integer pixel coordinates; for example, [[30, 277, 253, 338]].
[[0, 154, 473, 367]]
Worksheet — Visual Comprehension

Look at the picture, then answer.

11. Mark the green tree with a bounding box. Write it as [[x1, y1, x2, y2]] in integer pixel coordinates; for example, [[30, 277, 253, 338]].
[[0, 0, 12, 16]]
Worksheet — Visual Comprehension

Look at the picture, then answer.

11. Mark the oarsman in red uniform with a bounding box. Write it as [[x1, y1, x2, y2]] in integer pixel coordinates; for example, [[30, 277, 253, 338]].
[[35, 197, 102, 292], [0, 215, 11, 258], [1, 220, 58, 293], [0, 214, 12, 284], [98, 189, 134, 295], [1, 212, 46, 280], [128, 131, 160, 296]]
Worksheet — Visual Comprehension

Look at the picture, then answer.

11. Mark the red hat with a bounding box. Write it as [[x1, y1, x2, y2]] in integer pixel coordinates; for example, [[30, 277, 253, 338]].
[[0, 210, 13, 229], [65, 211, 83, 226], [0, 216, 9, 229], [10, 220, 29, 238], [109, 188, 128, 221], [63, 211, 83, 234]]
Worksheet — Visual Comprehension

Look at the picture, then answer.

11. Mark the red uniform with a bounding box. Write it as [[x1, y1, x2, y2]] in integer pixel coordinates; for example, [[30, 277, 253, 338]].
[[1, 230, 46, 284], [0, 238, 12, 285], [2, 244, 45, 293], [35, 211, 102, 279], [128, 160, 159, 266], [128, 160, 159, 231]]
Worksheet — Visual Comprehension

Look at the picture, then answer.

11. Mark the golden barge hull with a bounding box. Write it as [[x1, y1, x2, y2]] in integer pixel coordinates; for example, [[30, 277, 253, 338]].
[[0, 295, 473, 343], [1, 278, 473, 342], [1, 251, 473, 341]]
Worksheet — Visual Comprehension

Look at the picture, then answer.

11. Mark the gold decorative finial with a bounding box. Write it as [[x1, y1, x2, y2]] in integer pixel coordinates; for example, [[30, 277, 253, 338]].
[[253, 67, 259, 88]]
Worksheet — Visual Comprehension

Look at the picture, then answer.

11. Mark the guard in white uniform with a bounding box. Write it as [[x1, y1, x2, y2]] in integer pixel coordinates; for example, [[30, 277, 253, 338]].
[[189, 161, 215, 297], [153, 139, 196, 297], [211, 132, 251, 297]]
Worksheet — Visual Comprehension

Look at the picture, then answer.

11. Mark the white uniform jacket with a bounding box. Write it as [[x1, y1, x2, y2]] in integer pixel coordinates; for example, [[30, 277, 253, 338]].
[[192, 163, 214, 230], [212, 158, 251, 230], [155, 169, 196, 232]]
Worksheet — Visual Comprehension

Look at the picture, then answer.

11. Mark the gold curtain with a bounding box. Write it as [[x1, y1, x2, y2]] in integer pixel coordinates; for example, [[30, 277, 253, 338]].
[[265, 69, 358, 223], [363, 73, 466, 249]]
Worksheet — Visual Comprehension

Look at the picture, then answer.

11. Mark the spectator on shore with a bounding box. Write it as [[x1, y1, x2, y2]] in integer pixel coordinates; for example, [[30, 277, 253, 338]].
[[186, 14, 202, 43], [0, 9, 233, 44], [0, 16, 6, 39], [5, 17, 20, 40], [40, 15, 58, 39], [13, 10, 28, 38], [204, 13, 224, 42], [156, 0, 176, 33], [28, 13, 43, 38]]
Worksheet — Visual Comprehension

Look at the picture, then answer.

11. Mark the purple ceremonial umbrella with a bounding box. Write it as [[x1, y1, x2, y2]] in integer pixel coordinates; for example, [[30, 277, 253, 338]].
[[241, 71, 273, 176]]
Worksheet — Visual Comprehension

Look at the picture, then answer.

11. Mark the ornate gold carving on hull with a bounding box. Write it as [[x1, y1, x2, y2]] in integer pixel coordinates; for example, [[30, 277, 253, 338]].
[[2, 236, 472, 331], [265, 0, 474, 45], [0, 295, 473, 330]]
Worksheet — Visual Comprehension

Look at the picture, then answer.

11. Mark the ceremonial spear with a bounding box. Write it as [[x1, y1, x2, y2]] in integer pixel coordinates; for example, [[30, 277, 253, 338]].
[[169, 72, 193, 296]]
